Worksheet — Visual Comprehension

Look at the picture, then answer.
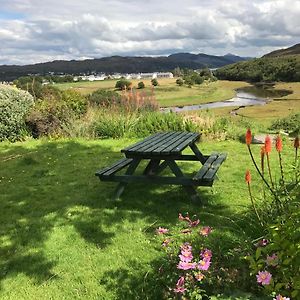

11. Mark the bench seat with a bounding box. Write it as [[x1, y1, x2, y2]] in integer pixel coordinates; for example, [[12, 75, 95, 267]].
[[193, 153, 227, 185], [95, 158, 133, 179]]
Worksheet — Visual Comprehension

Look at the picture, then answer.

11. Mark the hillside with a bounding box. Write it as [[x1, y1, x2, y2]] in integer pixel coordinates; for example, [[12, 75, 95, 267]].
[[263, 43, 300, 57], [0, 53, 249, 81], [215, 55, 300, 82]]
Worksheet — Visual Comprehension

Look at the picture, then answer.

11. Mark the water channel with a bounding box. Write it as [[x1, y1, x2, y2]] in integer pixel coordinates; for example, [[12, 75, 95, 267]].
[[160, 85, 292, 113]]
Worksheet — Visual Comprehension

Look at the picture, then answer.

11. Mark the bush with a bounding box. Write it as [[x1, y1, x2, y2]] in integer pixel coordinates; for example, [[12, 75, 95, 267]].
[[137, 81, 145, 89], [176, 78, 184, 86], [61, 89, 87, 116], [115, 79, 132, 90], [0, 85, 34, 141], [270, 113, 300, 135], [88, 89, 121, 106], [151, 78, 158, 86]]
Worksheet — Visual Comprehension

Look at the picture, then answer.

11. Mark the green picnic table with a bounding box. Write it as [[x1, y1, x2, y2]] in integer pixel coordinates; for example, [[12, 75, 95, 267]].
[[95, 131, 227, 201]]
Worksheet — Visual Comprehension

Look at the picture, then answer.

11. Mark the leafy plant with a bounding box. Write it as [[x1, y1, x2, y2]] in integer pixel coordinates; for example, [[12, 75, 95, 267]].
[[0, 85, 34, 141], [245, 129, 300, 299]]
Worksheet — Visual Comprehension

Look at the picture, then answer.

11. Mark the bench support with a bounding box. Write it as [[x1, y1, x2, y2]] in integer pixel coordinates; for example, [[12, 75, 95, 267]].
[[113, 158, 141, 200]]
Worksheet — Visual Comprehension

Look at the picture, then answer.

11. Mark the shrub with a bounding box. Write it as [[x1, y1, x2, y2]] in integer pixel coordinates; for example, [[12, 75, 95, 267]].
[[61, 89, 87, 116], [137, 81, 145, 89], [176, 78, 184, 86], [26, 100, 73, 138], [0, 85, 34, 141], [115, 79, 132, 90], [151, 78, 158, 86], [269, 113, 300, 135], [88, 89, 121, 106]]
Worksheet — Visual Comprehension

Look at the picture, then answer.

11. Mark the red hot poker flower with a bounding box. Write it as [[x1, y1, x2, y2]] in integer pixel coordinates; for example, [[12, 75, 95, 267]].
[[265, 135, 272, 154], [275, 135, 282, 152], [294, 136, 299, 149], [245, 170, 251, 183], [245, 129, 252, 145]]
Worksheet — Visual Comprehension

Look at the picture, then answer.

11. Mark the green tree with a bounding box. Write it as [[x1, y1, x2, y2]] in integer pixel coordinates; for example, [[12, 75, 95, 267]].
[[151, 78, 158, 86], [115, 79, 132, 90], [176, 78, 184, 86], [138, 81, 145, 89]]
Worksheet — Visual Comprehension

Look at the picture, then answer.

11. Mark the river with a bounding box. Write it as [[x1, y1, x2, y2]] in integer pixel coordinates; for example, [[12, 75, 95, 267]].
[[160, 85, 292, 113]]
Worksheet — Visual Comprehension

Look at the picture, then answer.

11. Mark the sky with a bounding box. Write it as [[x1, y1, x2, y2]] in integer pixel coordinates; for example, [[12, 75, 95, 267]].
[[0, 0, 299, 65]]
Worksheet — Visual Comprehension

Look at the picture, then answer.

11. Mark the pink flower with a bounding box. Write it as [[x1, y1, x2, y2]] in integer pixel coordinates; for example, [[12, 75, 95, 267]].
[[256, 271, 272, 285], [177, 261, 196, 270], [255, 239, 269, 247], [201, 249, 212, 260], [179, 250, 193, 262], [180, 243, 192, 252], [197, 259, 211, 271], [194, 272, 205, 281], [156, 227, 168, 234], [189, 219, 200, 227], [176, 276, 185, 287], [274, 295, 290, 300], [174, 286, 187, 294], [178, 212, 191, 223], [199, 226, 212, 236], [266, 253, 279, 266]]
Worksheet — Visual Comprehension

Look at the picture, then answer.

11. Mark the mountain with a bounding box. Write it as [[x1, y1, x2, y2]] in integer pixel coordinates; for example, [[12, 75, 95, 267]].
[[263, 43, 300, 57], [0, 53, 250, 81]]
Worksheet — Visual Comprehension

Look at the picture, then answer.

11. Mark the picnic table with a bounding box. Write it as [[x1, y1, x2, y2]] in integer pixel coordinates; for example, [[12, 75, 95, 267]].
[[95, 131, 227, 201]]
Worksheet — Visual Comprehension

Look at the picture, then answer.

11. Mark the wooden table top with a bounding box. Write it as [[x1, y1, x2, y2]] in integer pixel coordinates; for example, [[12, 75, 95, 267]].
[[121, 131, 200, 157]]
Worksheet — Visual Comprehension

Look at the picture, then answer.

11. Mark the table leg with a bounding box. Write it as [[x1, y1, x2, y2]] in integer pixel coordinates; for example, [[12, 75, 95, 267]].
[[167, 160, 201, 202], [190, 143, 206, 164], [113, 158, 141, 200], [143, 159, 161, 175]]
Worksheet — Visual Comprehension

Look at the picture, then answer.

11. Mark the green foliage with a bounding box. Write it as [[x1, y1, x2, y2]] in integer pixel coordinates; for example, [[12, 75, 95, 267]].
[[151, 78, 158, 86], [26, 100, 72, 138], [246, 134, 300, 299], [0, 85, 34, 141], [115, 79, 132, 90], [88, 89, 121, 106], [176, 78, 184, 86], [215, 55, 300, 82], [270, 113, 300, 135], [61, 89, 87, 116], [137, 81, 145, 89]]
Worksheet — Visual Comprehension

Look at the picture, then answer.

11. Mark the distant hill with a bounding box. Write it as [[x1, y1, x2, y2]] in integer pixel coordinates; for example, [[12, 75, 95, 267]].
[[263, 43, 300, 57], [0, 53, 250, 81], [215, 55, 300, 82]]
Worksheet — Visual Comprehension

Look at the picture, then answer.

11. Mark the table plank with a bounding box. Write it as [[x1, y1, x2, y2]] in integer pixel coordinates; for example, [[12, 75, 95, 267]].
[[122, 132, 170, 153], [141, 132, 184, 154], [161, 132, 199, 154], [121, 132, 161, 152]]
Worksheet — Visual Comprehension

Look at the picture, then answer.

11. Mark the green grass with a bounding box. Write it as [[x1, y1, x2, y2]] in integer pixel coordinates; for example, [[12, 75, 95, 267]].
[[1, 137, 293, 299]]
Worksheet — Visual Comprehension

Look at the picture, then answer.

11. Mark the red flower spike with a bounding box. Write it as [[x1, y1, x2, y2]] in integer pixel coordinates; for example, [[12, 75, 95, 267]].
[[245, 170, 251, 184], [275, 135, 282, 152], [265, 135, 272, 154], [294, 136, 299, 149], [245, 129, 252, 145]]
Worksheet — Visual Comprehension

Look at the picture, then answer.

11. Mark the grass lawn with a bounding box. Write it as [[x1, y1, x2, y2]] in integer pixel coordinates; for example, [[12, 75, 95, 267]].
[[1, 137, 292, 299], [54, 79, 249, 107]]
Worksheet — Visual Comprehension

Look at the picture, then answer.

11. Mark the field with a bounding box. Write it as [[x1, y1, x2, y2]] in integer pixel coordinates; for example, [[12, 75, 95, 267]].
[[1, 137, 289, 299], [54, 79, 300, 125], [55, 79, 250, 107]]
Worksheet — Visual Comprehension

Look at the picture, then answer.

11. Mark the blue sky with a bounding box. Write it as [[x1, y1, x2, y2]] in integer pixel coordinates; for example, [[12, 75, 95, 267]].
[[0, 0, 299, 65]]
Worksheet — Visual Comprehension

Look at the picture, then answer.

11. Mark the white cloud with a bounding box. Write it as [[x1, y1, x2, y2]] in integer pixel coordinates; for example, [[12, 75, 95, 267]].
[[0, 0, 299, 64]]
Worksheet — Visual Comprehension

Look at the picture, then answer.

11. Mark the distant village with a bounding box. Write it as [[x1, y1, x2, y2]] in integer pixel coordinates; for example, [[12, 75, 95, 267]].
[[76, 72, 173, 82]]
